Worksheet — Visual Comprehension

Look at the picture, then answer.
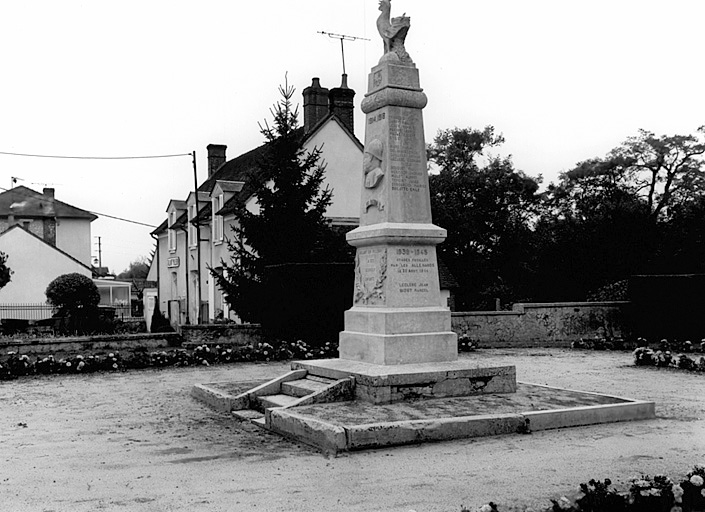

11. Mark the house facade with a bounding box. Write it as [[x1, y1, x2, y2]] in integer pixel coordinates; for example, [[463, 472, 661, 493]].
[[152, 75, 364, 326]]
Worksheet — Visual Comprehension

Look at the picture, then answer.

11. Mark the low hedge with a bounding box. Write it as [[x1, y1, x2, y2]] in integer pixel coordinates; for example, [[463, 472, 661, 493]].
[[0, 339, 338, 380]]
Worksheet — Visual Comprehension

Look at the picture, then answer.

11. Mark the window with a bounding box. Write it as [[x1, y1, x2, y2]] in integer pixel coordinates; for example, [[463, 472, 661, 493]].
[[168, 211, 177, 253], [213, 194, 224, 243], [188, 204, 197, 247]]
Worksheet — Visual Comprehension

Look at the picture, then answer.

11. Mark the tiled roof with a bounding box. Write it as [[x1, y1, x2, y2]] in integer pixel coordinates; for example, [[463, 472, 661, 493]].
[[0, 185, 97, 220], [150, 219, 168, 235]]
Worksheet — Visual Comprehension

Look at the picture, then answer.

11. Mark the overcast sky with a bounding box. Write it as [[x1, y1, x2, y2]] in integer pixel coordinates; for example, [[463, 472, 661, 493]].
[[1, 0, 703, 274]]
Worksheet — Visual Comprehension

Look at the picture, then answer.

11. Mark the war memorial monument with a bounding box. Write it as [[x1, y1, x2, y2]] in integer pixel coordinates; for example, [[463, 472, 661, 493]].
[[193, 0, 655, 453]]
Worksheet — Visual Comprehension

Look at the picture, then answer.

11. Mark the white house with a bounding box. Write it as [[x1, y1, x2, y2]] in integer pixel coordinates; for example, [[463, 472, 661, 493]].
[[0, 186, 132, 320]]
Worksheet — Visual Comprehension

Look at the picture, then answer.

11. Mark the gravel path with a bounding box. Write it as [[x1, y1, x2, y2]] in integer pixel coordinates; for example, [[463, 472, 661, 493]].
[[1, 349, 703, 512]]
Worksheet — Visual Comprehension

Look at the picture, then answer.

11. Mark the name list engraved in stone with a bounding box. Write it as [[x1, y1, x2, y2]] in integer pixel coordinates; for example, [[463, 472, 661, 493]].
[[388, 112, 426, 193]]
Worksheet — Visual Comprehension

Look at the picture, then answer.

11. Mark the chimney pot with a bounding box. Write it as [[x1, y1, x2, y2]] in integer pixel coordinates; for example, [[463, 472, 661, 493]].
[[43, 187, 55, 199], [329, 74, 356, 134]]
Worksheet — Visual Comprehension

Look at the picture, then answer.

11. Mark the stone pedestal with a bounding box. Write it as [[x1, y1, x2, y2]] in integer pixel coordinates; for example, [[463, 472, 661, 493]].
[[338, 59, 457, 365]]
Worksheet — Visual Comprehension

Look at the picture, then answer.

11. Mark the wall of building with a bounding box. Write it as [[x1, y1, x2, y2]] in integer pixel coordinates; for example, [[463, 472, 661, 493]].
[[0, 227, 91, 304], [451, 301, 629, 347], [56, 218, 92, 265], [305, 120, 362, 221]]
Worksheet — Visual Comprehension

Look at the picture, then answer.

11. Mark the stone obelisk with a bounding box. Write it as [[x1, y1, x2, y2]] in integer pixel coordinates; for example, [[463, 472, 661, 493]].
[[338, 1, 457, 365]]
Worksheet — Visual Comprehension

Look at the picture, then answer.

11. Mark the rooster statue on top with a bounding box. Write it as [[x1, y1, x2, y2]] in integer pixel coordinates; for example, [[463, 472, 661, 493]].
[[376, 0, 413, 65]]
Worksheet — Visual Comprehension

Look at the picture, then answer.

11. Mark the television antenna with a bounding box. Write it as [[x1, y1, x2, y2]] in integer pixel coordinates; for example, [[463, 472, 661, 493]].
[[318, 31, 369, 75]]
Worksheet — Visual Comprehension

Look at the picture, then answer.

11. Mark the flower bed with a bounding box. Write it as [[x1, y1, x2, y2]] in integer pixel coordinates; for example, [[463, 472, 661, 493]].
[[0, 339, 338, 380], [633, 338, 705, 373], [462, 464, 705, 512]]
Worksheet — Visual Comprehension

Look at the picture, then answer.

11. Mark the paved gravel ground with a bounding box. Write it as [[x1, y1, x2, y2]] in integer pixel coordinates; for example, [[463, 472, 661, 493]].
[[1, 348, 704, 512]]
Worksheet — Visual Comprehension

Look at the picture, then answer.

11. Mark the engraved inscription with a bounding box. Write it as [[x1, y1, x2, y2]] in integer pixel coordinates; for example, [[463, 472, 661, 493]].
[[388, 112, 426, 193], [368, 112, 386, 125], [389, 248, 435, 294]]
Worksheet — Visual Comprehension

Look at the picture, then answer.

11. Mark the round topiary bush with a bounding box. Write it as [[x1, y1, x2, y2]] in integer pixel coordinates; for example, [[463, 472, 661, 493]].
[[45, 273, 101, 334], [46, 273, 100, 312]]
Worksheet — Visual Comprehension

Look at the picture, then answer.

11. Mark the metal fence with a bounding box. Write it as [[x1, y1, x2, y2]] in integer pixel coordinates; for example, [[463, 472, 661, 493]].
[[0, 303, 137, 321]]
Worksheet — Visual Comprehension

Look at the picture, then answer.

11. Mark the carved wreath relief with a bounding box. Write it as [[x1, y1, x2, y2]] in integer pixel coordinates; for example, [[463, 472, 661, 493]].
[[354, 248, 387, 305]]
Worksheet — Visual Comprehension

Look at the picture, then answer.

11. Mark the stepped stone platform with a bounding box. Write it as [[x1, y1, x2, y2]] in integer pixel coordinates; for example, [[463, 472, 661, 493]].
[[191, 361, 655, 454]]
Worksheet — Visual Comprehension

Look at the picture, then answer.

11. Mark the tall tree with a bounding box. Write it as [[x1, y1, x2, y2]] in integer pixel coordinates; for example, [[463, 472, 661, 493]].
[[537, 126, 705, 300], [211, 81, 346, 322], [610, 127, 705, 219], [428, 126, 541, 310]]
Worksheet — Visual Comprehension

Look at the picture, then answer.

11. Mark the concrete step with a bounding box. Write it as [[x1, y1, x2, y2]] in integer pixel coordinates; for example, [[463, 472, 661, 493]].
[[232, 409, 264, 422], [258, 393, 300, 410], [281, 377, 335, 398], [250, 417, 266, 429]]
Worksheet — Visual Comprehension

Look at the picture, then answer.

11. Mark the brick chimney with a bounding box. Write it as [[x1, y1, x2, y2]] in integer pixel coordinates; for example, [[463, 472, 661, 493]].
[[207, 144, 227, 177], [42, 187, 56, 246], [329, 74, 355, 134], [303, 78, 330, 134]]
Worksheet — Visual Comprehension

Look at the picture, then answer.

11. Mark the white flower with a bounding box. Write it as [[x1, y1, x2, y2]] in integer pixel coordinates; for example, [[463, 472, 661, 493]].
[[672, 484, 684, 503], [556, 496, 572, 510], [691, 475, 704, 487], [478, 505, 493, 512], [77, 361, 85, 371], [108, 353, 114, 358], [670, 506, 682, 512], [66, 361, 72, 367], [701, 489, 705, 498], [112, 363, 118, 369]]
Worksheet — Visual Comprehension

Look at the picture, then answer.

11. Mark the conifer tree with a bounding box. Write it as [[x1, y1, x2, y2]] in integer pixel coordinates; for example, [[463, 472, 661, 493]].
[[211, 80, 346, 322]]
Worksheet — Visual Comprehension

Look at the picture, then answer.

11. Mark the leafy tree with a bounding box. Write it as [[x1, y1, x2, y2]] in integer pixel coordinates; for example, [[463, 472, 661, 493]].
[[211, 81, 348, 322], [0, 251, 12, 290], [117, 256, 150, 280], [536, 126, 705, 300], [612, 126, 705, 220], [428, 126, 541, 310]]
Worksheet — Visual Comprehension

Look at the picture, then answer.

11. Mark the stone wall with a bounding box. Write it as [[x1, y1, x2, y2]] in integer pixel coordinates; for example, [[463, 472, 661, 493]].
[[180, 323, 264, 348], [0, 333, 182, 356], [451, 302, 629, 347]]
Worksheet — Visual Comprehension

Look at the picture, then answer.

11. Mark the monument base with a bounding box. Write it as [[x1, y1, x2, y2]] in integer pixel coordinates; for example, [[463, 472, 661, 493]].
[[339, 331, 458, 365], [292, 358, 516, 404], [339, 306, 458, 365]]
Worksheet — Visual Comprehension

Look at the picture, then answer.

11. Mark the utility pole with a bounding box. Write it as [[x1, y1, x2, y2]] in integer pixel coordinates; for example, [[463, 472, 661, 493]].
[[192, 150, 202, 324], [318, 31, 369, 75], [94, 236, 102, 268]]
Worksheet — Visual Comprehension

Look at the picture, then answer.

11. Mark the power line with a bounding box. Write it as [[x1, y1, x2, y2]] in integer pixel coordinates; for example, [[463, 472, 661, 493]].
[[89, 211, 157, 228], [0, 185, 158, 228], [0, 150, 191, 160]]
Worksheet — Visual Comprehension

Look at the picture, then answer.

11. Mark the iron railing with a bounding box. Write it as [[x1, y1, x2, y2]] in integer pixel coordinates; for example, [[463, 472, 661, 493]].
[[0, 303, 139, 321]]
